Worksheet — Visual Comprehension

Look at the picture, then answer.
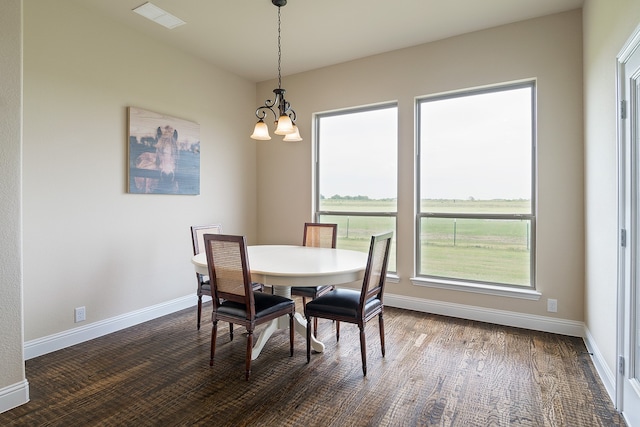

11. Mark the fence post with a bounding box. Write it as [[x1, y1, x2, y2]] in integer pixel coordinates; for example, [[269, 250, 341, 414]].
[[453, 219, 457, 246], [346, 217, 350, 239]]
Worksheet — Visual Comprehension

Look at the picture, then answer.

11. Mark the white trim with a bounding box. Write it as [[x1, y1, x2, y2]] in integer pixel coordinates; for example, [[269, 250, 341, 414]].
[[410, 277, 542, 301], [24, 295, 197, 360], [616, 21, 640, 416], [0, 380, 29, 414], [584, 326, 617, 405], [385, 292, 582, 337], [386, 274, 400, 284]]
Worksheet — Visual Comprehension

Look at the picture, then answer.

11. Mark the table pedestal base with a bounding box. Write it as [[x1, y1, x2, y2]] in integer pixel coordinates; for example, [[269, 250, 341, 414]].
[[251, 285, 325, 360]]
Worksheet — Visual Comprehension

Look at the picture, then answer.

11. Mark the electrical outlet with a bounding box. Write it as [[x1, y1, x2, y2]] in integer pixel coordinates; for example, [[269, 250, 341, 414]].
[[74, 306, 86, 323], [547, 299, 557, 313]]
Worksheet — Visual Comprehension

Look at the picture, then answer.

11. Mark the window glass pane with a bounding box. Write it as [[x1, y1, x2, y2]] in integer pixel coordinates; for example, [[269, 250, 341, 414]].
[[319, 106, 397, 212], [419, 87, 532, 214], [419, 217, 531, 285], [316, 104, 398, 273], [319, 214, 397, 272], [417, 82, 535, 288]]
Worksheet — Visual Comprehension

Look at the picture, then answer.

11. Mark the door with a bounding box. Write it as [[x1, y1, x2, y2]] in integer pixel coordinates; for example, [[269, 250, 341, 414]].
[[618, 25, 640, 427]]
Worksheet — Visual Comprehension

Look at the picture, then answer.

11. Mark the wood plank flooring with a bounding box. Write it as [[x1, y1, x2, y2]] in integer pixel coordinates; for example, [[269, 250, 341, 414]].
[[1, 301, 625, 426]]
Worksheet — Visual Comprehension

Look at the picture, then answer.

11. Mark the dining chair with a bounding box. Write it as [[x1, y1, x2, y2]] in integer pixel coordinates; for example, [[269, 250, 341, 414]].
[[204, 233, 295, 380], [290, 222, 338, 337], [304, 231, 393, 376], [190, 224, 263, 330]]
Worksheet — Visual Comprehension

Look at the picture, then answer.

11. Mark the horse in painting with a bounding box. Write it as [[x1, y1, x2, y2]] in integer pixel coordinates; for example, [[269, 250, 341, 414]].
[[134, 126, 179, 193]]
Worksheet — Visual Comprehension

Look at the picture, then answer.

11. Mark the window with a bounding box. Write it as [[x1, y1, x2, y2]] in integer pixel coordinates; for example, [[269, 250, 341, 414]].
[[416, 82, 536, 288], [315, 104, 398, 272]]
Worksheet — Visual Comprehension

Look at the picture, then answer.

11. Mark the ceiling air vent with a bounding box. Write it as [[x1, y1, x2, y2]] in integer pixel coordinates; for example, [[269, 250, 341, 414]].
[[132, 2, 185, 30]]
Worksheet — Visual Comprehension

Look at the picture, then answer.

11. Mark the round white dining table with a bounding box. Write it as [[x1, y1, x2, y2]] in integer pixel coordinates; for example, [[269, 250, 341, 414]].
[[191, 245, 368, 359]]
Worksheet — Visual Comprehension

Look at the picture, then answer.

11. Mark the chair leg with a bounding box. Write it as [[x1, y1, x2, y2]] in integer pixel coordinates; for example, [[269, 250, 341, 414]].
[[336, 321, 340, 342], [313, 317, 319, 338], [379, 313, 386, 357], [197, 295, 203, 330], [245, 329, 253, 381], [289, 313, 294, 357], [229, 323, 234, 341], [359, 325, 367, 376], [306, 316, 312, 363], [210, 320, 218, 367]]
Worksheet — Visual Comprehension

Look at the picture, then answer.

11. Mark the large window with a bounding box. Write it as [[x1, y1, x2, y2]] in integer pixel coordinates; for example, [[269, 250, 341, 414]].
[[416, 82, 536, 288], [315, 104, 398, 272]]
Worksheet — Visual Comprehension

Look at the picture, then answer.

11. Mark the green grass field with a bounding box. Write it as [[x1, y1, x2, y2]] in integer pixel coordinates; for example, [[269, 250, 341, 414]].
[[319, 198, 532, 286]]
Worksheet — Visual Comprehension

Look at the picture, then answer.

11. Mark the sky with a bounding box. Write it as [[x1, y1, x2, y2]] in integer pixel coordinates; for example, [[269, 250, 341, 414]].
[[419, 87, 532, 200], [318, 86, 532, 201], [319, 106, 398, 200]]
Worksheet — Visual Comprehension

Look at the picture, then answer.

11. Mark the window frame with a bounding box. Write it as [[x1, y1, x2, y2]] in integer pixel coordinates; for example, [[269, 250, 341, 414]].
[[415, 81, 537, 292], [313, 103, 399, 273]]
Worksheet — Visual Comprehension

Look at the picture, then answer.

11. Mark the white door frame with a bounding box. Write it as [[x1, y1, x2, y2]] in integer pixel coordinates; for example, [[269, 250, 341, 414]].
[[617, 22, 640, 427]]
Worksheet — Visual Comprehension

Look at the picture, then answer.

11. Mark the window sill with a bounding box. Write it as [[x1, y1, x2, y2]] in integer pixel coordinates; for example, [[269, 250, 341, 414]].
[[410, 277, 541, 300], [386, 273, 400, 284]]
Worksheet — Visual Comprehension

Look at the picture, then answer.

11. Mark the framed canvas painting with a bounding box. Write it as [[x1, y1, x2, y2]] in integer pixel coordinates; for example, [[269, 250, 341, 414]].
[[127, 107, 200, 195]]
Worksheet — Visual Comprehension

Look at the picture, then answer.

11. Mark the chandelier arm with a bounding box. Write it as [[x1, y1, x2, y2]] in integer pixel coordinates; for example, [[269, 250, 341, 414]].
[[255, 89, 285, 120], [254, 106, 276, 121]]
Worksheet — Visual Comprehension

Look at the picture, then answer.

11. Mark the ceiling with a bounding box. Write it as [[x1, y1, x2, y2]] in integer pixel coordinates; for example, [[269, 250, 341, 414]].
[[73, 0, 584, 83]]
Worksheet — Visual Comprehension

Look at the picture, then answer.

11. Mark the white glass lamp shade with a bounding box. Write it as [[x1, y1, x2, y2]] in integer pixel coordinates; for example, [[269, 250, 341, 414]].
[[274, 114, 294, 135], [283, 124, 302, 142], [250, 120, 271, 140]]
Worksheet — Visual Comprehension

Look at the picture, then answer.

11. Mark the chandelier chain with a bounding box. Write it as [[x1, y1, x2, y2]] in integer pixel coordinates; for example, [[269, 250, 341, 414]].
[[277, 6, 282, 89]]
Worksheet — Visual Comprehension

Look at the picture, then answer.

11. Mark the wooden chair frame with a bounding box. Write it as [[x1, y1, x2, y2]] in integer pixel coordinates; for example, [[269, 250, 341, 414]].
[[291, 222, 338, 337], [204, 233, 295, 380], [304, 231, 393, 376], [191, 224, 263, 331], [191, 224, 224, 330]]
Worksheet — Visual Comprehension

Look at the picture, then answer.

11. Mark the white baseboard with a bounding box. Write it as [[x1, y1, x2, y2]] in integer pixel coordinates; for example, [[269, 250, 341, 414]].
[[24, 295, 197, 360], [23, 292, 586, 358], [384, 293, 585, 337], [583, 326, 617, 406], [0, 379, 29, 414]]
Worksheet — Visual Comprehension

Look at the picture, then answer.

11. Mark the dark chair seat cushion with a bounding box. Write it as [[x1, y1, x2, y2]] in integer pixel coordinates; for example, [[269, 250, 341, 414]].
[[305, 288, 381, 320], [290, 285, 332, 298], [218, 291, 294, 319], [201, 281, 211, 293]]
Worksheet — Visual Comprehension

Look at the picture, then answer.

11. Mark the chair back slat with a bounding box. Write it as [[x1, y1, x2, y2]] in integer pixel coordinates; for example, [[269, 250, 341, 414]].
[[208, 240, 246, 297], [303, 223, 337, 248], [204, 234, 254, 310], [360, 231, 393, 305], [191, 224, 223, 255]]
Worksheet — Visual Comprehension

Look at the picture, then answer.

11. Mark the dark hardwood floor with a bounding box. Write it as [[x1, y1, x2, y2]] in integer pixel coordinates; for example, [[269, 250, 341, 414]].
[[1, 301, 625, 426]]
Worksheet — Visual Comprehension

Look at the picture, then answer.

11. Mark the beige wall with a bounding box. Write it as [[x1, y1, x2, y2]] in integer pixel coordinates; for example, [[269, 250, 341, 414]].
[[21, 0, 257, 340], [0, 0, 27, 400], [583, 0, 640, 381], [257, 11, 585, 320]]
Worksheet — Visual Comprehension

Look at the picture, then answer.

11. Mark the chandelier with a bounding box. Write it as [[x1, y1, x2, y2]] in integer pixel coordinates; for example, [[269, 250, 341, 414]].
[[250, 0, 302, 141]]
